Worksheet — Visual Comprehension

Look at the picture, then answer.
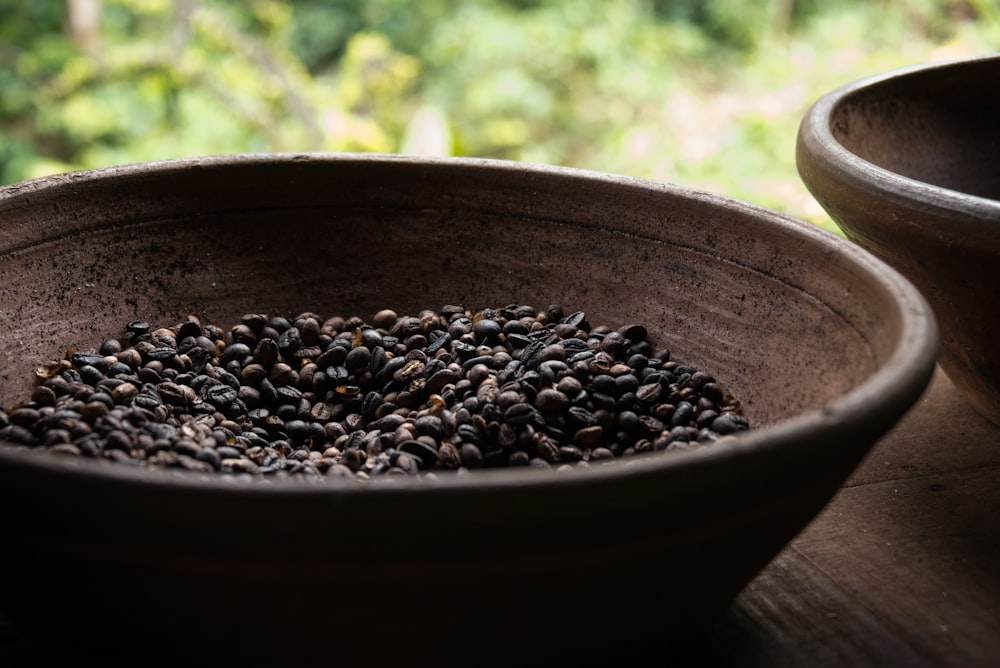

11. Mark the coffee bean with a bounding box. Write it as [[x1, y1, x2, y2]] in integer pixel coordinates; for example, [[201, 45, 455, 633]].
[[590, 447, 615, 461], [460, 442, 484, 468], [438, 442, 461, 469], [345, 346, 371, 372], [1, 306, 748, 479], [399, 440, 439, 469], [711, 413, 749, 435], [671, 401, 694, 428], [535, 389, 570, 413], [573, 425, 603, 448]]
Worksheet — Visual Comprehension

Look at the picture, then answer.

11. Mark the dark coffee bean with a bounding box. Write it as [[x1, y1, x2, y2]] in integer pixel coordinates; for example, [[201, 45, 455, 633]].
[[4, 306, 748, 478], [503, 403, 544, 428], [615, 374, 640, 395], [277, 327, 301, 357], [100, 338, 123, 356], [527, 435, 555, 462], [77, 365, 104, 386], [284, 420, 310, 444], [558, 445, 583, 462], [194, 447, 221, 470], [573, 425, 603, 448], [414, 415, 445, 440], [81, 401, 110, 422], [471, 318, 500, 340], [39, 422, 70, 446], [561, 311, 589, 329], [144, 347, 177, 365], [618, 323, 647, 343], [508, 450, 530, 466], [535, 389, 570, 413], [505, 333, 532, 349], [157, 382, 188, 407], [31, 385, 57, 406], [276, 385, 303, 405], [702, 382, 726, 404], [253, 338, 279, 370], [696, 409, 719, 429], [345, 346, 371, 372], [600, 331, 629, 356], [697, 429, 720, 443], [636, 380, 664, 404], [459, 443, 484, 468], [688, 371, 715, 390], [424, 367, 462, 395], [590, 447, 615, 461], [126, 321, 151, 338], [531, 344, 566, 368], [399, 440, 439, 469], [671, 401, 694, 428], [590, 392, 616, 411], [456, 423, 484, 445], [590, 374, 616, 395], [219, 342, 252, 367], [555, 376, 582, 396], [711, 413, 748, 435], [638, 415, 665, 435], [269, 363, 297, 387], [8, 407, 40, 428], [1, 424, 35, 445], [669, 425, 691, 442], [438, 442, 461, 469], [205, 383, 239, 408]]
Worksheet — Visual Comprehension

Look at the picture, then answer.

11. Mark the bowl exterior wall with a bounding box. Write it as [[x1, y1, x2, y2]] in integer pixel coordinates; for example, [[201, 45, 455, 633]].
[[0, 155, 937, 664], [797, 56, 1000, 423]]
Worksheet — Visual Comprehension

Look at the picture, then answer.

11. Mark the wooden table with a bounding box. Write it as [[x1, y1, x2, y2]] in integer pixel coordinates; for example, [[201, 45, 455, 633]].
[[676, 367, 1000, 666], [2, 368, 998, 666]]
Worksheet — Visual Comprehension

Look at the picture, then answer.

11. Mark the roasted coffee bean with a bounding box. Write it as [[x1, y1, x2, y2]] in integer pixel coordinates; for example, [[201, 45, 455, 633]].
[[590, 446, 615, 461], [671, 401, 695, 428], [0, 424, 35, 445], [345, 346, 372, 372], [1, 305, 748, 479], [205, 383, 239, 408], [503, 403, 544, 428], [30, 385, 57, 406], [399, 440, 439, 469], [437, 442, 461, 469], [9, 407, 41, 428], [459, 442, 484, 468], [573, 425, 603, 448], [711, 413, 749, 435]]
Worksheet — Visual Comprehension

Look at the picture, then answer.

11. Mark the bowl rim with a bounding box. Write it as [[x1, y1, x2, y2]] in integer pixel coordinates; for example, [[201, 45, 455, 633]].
[[0, 153, 940, 496], [798, 54, 1000, 223]]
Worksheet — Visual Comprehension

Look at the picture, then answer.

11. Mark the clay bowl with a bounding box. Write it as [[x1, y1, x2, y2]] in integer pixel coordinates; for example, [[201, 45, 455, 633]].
[[797, 55, 1000, 424], [0, 154, 936, 666]]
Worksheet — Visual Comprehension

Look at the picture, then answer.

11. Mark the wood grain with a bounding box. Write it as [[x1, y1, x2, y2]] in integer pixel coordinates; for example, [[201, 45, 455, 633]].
[[677, 367, 1000, 666]]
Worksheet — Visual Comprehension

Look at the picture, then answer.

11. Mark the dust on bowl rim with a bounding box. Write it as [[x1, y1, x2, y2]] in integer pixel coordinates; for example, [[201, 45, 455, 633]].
[[800, 56, 1000, 225], [0, 153, 939, 492]]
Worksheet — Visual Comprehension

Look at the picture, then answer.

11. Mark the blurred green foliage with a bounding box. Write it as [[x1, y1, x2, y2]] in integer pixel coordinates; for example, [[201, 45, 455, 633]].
[[1, 0, 997, 232]]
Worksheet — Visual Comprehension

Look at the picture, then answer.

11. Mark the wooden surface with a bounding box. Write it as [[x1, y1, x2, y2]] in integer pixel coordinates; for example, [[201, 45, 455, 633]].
[[2, 367, 998, 666], [675, 367, 1000, 667]]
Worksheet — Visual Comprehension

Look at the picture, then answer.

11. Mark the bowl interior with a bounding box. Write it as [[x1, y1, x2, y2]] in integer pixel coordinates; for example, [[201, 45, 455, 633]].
[[829, 57, 1000, 200], [0, 156, 905, 433]]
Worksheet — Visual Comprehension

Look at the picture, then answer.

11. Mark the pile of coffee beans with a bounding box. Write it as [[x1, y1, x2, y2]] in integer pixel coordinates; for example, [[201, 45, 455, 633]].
[[0, 305, 749, 480]]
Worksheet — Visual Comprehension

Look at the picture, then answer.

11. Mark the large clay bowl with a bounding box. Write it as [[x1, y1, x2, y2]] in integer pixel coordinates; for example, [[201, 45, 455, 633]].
[[0, 155, 937, 666], [797, 55, 1000, 424]]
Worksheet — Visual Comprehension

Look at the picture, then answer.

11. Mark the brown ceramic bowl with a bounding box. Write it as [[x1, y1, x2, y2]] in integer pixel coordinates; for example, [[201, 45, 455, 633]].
[[0, 155, 936, 666], [797, 55, 1000, 424]]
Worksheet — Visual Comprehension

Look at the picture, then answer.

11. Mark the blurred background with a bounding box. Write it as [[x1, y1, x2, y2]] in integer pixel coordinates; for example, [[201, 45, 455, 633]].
[[1, 0, 997, 232]]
